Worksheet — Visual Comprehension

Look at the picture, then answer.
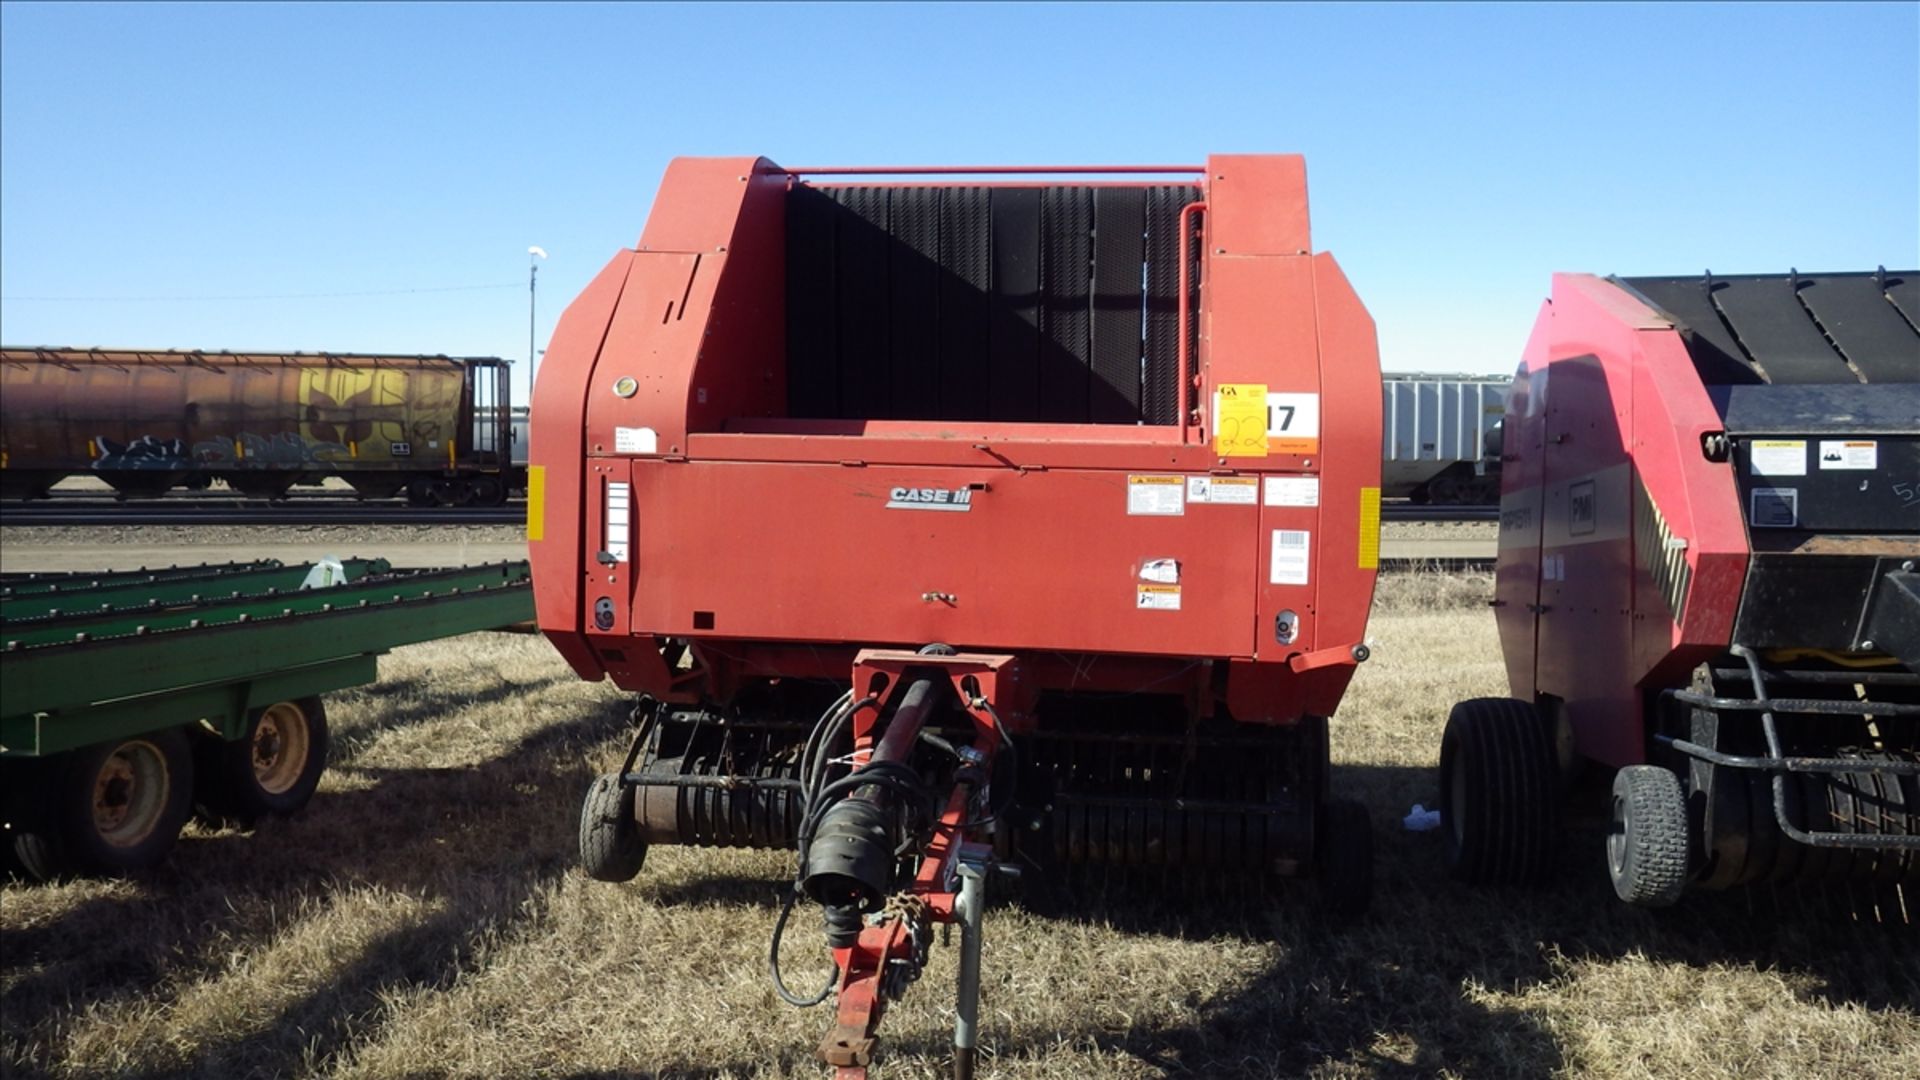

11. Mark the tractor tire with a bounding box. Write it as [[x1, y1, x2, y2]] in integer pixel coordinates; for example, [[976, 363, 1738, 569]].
[[23, 729, 194, 877], [1318, 798, 1374, 920], [1440, 697, 1558, 886], [579, 774, 646, 882], [1607, 765, 1690, 907], [198, 697, 329, 824]]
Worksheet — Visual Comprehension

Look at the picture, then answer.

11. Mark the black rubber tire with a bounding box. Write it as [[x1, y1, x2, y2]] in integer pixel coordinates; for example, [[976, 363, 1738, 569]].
[[1608, 765, 1690, 907], [579, 774, 646, 882], [23, 729, 194, 877], [1440, 697, 1558, 886], [1318, 798, 1374, 920], [198, 697, 329, 824]]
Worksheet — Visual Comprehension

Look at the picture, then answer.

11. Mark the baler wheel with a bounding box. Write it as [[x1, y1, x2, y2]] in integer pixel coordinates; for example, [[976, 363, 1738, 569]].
[[579, 774, 646, 882], [1318, 798, 1374, 919], [1440, 698, 1558, 886], [1607, 765, 1690, 907]]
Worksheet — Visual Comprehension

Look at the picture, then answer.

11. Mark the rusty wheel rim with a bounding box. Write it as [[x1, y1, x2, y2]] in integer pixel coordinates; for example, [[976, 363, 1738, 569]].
[[252, 702, 310, 796], [91, 740, 170, 848]]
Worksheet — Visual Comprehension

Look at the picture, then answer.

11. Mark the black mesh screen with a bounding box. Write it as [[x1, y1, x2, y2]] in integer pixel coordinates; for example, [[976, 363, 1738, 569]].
[[785, 183, 1203, 423]]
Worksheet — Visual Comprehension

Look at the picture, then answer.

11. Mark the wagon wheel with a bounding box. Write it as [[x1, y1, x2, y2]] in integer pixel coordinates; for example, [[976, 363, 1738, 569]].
[[197, 697, 330, 824], [1439, 697, 1559, 886], [14, 729, 195, 878]]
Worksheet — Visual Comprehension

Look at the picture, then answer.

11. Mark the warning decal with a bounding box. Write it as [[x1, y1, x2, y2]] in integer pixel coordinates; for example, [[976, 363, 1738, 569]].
[[1749, 440, 1807, 477], [1136, 584, 1182, 610], [1818, 440, 1878, 470], [1127, 475, 1186, 516], [1186, 476, 1259, 504]]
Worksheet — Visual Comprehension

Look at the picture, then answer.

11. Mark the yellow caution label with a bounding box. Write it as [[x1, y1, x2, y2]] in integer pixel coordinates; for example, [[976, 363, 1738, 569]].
[[526, 465, 545, 542], [1213, 383, 1269, 457], [1357, 486, 1381, 569]]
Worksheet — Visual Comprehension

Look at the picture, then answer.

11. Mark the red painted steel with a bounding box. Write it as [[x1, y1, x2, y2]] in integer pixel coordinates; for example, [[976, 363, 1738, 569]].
[[1494, 274, 1751, 767], [531, 152, 1378, 713]]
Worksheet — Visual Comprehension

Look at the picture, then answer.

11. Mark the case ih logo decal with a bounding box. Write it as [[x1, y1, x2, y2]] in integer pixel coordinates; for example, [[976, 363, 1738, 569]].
[[886, 486, 973, 511]]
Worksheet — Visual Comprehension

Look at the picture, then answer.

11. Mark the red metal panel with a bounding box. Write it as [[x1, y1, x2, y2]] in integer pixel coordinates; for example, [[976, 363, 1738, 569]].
[[1509, 274, 1755, 768], [624, 461, 1259, 658], [1204, 154, 1310, 257], [530, 251, 638, 681]]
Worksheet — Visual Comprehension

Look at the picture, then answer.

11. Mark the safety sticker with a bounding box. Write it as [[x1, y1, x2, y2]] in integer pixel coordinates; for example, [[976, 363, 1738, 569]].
[[1750, 487, 1798, 529], [1186, 476, 1259, 504], [1357, 486, 1381, 569], [1213, 384, 1270, 457], [1271, 529, 1311, 585], [1266, 392, 1321, 455], [614, 426, 658, 454], [1139, 558, 1181, 584], [1136, 584, 1182, 610], [1127, 475, 1186, 515], [526, 465, 546, 542], [605, 481, 632, 562], [1263, 476, 1320, 507], [1749, 439, 1806, 477], [1818, 440, 1878, 470]]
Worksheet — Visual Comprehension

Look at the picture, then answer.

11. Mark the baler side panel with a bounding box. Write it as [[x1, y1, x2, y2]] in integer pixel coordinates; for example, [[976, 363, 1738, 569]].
[[1495, 307, 1551, 701], [1297, 252, 1383, 714], [529, 250, 638, 682]]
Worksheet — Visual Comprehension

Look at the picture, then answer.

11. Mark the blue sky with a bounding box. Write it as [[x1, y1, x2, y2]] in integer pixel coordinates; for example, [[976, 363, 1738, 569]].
[[2, 2, 1914, 403]]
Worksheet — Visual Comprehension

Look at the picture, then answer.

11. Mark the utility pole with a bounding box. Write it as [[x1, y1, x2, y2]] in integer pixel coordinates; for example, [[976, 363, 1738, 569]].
[[528, 245, 548, 388]]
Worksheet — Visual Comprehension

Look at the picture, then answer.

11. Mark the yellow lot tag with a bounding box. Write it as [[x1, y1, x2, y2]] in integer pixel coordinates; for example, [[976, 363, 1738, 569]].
[[1214, 383, 1269, 457], [526, 465, 546, 541]]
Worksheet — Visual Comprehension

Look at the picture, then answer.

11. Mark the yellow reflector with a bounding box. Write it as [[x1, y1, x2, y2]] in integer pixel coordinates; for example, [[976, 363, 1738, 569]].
[[1357, 486, 1381, 569], [526, 465, 545, 542]]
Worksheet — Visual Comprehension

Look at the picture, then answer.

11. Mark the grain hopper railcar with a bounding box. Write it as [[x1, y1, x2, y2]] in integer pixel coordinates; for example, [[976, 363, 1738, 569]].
[[0, 347, 520, 504]]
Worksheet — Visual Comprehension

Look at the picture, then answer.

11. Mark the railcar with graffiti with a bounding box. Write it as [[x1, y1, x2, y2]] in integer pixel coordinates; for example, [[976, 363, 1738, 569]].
[[0, 348, 519, 504]]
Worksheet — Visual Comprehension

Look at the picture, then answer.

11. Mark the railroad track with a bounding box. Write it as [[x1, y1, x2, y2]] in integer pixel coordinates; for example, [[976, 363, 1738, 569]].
[[4, 501, 1495, 528]]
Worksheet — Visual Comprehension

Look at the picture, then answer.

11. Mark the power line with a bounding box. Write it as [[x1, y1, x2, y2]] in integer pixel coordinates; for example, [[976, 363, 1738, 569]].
[[0, 282, 523, 302]]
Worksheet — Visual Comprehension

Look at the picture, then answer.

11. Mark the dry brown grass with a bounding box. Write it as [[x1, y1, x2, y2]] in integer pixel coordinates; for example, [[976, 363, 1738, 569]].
[[4, 573, 1916, 1079]]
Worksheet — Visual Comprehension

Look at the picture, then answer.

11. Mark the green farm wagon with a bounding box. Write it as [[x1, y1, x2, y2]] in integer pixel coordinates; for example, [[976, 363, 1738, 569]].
[[1, 558, 533, 878]]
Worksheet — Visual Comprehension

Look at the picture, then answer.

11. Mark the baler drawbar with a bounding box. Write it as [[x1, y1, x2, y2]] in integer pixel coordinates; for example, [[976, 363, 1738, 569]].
[[531, 156, 1383, 1076]]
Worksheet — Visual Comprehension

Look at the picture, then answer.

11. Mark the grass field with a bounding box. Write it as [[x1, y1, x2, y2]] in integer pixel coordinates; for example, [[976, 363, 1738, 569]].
[[3, 572, 1915, 1079]]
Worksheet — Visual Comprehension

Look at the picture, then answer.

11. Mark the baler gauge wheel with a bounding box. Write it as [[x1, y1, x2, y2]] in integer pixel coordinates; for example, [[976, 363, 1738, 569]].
[[579, 774, 647, 882], [1607, 765, 1690, 907], [1439, 698, 1559, 886]]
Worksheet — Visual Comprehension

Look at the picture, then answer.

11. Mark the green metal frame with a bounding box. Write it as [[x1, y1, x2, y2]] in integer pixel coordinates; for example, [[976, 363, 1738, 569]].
[[1, 558, 393, 621], [1, 561, 533, 757]]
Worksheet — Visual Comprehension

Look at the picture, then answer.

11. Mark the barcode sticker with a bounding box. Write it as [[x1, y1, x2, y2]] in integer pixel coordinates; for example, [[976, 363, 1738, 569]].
[[605, 481, 631, 562], [1270, 529, 1311, 585]]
